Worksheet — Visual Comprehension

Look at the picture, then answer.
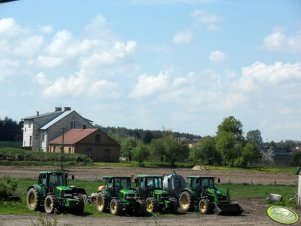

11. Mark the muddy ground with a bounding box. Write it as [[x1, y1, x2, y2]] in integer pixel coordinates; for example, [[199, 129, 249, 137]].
[[0, 165, 300, 225]]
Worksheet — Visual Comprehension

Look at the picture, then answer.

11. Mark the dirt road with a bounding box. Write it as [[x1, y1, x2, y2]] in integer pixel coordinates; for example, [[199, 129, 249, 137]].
[[0, 165, 298, 185]]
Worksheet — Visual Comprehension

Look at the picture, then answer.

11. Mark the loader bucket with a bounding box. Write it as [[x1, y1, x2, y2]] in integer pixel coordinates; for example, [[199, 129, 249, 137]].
[[214, 203, 243, 215]]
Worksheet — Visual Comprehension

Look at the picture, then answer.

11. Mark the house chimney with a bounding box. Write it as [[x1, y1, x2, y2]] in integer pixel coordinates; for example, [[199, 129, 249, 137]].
[[55, 107, 62, 112], [64, 107, 71, 111], [36, 111, 39, 116]]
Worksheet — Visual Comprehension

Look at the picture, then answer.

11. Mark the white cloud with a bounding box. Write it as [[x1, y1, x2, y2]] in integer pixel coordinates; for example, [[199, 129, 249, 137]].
[[39, 25, 54, 34], [36, 72, 51, 86], [192, 9, 221, 31], [0, 18, 23, 37], [237, 61, 301, 91], [47, 30, 73, 55], [14, 36, 44, 57], [81, 40, 137, 68], [173, 30, 194, 44], [263, 28, 301, 53], [36, 56, 63, 68], [130, 71, 169, 98], [208, 50, 227, 63], [0, 59, 20, 81]]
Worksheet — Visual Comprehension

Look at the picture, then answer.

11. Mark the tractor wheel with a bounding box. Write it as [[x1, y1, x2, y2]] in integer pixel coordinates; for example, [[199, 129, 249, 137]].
[[73, 196, 84, 215], [26, 188, 41, 211], [146, 197, 158, 214], [169, 197, 178, 213], [179, 191, 193, 212], [44, 194, 59, 214], [110, 199, 122, 215], [199, 199, 212, 214], [96, 193, 107, 212], [136, 199, 146, 216]]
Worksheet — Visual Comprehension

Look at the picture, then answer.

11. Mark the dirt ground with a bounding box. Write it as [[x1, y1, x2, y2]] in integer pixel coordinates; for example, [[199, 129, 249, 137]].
[[0, 165, 300, 226]]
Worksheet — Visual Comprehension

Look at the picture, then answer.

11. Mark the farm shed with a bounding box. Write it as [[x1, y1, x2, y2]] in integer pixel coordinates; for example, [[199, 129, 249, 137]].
[[48, 128, 120, 162]]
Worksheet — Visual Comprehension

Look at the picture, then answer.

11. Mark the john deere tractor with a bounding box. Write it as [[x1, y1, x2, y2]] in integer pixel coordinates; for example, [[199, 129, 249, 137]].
[[96, 176, 146, 216], [179, 176, 243, 215], [26, 171, 86, 215], [135, 175, 178, 214]]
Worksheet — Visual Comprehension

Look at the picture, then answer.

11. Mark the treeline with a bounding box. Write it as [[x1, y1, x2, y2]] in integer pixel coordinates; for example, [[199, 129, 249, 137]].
[[0, 117, 22, 141], [95, 125, 201, 144]]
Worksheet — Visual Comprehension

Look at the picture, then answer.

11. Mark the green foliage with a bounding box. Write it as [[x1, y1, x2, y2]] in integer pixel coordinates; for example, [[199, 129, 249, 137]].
[[246, 130, 263, 147], [132, 142, 149, 163], [291, 152, 301, 166], [0, 117, 22, 141], [190, 136, 221, 165], [0, 147, 92, 166], [0, 177, 18, 200], [240, 142, 262, 166], [150, 134, 189, 167], [120, 137, 137, 160]]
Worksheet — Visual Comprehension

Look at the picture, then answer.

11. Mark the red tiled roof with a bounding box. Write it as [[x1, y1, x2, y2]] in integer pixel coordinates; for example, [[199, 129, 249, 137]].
[[49, 128, 98, 145]]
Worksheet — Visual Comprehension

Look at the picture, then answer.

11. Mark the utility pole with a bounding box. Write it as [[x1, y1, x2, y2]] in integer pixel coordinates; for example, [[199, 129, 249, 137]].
[[61, 128, 65, 171]]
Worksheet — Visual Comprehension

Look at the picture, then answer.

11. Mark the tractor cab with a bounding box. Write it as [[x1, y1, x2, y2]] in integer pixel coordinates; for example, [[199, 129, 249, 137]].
[[103, 176, 132, 197], [187, 176, 215, 195], [135, 175, 178, 213]]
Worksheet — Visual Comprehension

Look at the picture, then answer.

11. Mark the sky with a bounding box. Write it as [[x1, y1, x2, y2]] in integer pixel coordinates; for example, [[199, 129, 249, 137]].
[[0, 0, 300, 142]]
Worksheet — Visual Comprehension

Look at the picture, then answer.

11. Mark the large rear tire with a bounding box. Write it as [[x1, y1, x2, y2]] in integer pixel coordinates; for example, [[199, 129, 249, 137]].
[[44, 195, 59, 214], [146, 197, 158, 214], [26, 188, 41, 211], [179, 191, 193, 212], [110, 199, 122, 215], [96, 193, 107, 212]]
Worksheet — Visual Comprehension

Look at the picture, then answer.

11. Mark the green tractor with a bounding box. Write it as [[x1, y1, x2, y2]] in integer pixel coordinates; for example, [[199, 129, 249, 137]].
[[135, 175, 178, 214], [96, 176, 146, 216], [26, 171, 86, 215], [179, 176, 243, 215]]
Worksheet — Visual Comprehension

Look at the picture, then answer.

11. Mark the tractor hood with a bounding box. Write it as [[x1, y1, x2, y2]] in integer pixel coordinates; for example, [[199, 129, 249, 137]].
[[153, 189, 168, 195], [120, 188, 136, 195], [56, 186, 72, 191]]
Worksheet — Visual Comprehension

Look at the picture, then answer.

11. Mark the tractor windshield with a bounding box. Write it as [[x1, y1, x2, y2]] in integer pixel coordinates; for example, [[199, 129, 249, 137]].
[[145, 177, 163, 190], [114, 178, 131, 190], [201, 178, 214, 189], [49, 173, 67, 187]]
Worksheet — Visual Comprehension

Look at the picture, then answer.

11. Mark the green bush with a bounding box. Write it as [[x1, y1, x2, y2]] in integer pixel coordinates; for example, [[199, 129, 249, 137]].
[[0, 177, 18, 200]]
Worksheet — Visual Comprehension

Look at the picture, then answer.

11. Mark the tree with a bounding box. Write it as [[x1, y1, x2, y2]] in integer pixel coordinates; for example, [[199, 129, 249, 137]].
[[120, 137, 137, 161], [246, 130, 263, 147], [216, 116, 244, 166], [240, 142, 262, 166], [190, 136, 221, 165], [0, 117, 22, 141], [150, 134, 189, 167], [132, 142, 150, 164], [143, 131, 153, 144]]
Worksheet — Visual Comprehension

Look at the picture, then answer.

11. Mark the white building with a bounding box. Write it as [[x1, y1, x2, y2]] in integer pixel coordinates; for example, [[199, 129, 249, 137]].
[[22, 107, 93, 152], [297, 168, 301, 208]]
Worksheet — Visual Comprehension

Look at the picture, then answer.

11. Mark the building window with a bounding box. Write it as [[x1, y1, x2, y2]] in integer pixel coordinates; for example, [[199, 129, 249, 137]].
[[95, 134, 101, 143], [70, 121, 75, 128], [68, 147, 71, 153]]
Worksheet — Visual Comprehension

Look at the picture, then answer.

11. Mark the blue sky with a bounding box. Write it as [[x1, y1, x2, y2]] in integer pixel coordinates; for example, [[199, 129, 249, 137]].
[[0, 0, 300, 141]]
